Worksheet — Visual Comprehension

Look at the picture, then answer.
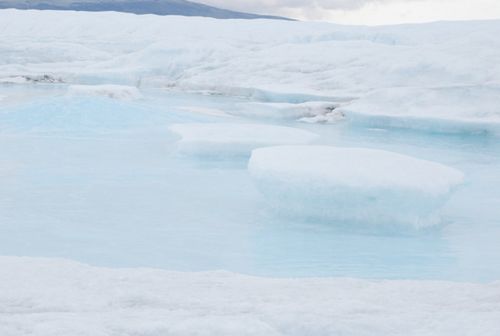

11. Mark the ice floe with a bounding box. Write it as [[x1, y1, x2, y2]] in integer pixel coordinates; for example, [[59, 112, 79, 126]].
[[169, 123, 318, 157], [249, 146, 464, 227]]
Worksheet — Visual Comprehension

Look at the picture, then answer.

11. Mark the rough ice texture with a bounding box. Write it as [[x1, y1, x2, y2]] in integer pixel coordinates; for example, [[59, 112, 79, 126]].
[[249, 146, 464, 227], [0, 10, 499, 134], [0, 256, 499, 336], [67, 84, 143, 100], [236, 101, 341, 120], [169, 123, 318, 156]]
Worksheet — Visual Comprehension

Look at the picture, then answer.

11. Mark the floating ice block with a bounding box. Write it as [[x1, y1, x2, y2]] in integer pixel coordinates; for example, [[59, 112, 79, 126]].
[[249, 146, 464, 227], [169, 123, 318, 157]]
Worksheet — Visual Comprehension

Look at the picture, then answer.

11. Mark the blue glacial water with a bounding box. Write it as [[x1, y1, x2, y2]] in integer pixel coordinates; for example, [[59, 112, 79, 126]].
[[0, 86, 499, 282]]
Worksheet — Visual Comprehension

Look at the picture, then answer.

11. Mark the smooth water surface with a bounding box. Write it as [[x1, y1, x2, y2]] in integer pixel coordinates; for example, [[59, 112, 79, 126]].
[[1, 86, 499, 281]]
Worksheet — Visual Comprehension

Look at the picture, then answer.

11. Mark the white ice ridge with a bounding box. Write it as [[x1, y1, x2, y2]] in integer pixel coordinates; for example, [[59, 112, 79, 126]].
[[0, 256, 499, 336], [67, 85, 143, 100], [169, 123, 318, 156], [248, 146, 464, 227], [341, 86, 500, 134], [1, 10, 500, 132]]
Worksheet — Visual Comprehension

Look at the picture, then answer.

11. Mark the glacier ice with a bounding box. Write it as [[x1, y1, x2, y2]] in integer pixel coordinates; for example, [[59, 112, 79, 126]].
[[249, 146, 464, 227], [1, 10, 500, 134], [341, 86, 500, 135], [67, 84, 143, 100], [169, 123, 318, 157], [234, 101, 342, 121], [1, 11, 500, 331]]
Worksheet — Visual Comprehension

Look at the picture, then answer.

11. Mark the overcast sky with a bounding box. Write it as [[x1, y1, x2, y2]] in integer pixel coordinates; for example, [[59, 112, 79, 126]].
[[197, 0, 500, 25]]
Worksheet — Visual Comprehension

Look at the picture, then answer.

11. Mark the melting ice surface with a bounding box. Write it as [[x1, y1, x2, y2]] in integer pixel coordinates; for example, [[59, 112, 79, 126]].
[[249, 146, 464, 228], [1, 86, 500, 282]]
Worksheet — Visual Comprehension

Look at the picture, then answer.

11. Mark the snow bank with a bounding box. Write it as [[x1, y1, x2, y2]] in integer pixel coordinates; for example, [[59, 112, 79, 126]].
[[0, 256, 499, 336], [1, 10, 499, 132], [169, 123, 317, 157], [249, 146, 464, 227], [67, 84, 142, 100]]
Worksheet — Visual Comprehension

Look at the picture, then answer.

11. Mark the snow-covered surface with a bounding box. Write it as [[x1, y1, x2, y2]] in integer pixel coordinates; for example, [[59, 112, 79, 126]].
[[169, 123, 318, 156], [1, 256, 499, 336], [250, 146, 464, 195], [249, 146, 464, 227], [67, 84, 143, 100], [0, 10, 499, 133]]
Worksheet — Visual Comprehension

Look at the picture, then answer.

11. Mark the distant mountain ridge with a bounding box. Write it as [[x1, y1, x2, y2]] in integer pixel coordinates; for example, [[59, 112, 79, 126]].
[[0, 0, 292, 20]]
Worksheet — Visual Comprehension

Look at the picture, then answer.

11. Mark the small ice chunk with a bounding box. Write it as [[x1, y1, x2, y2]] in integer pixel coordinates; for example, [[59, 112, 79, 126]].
[[169, 123, 318, 157], [67, 85, 142, 100], [249, 146, 464, 227]]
